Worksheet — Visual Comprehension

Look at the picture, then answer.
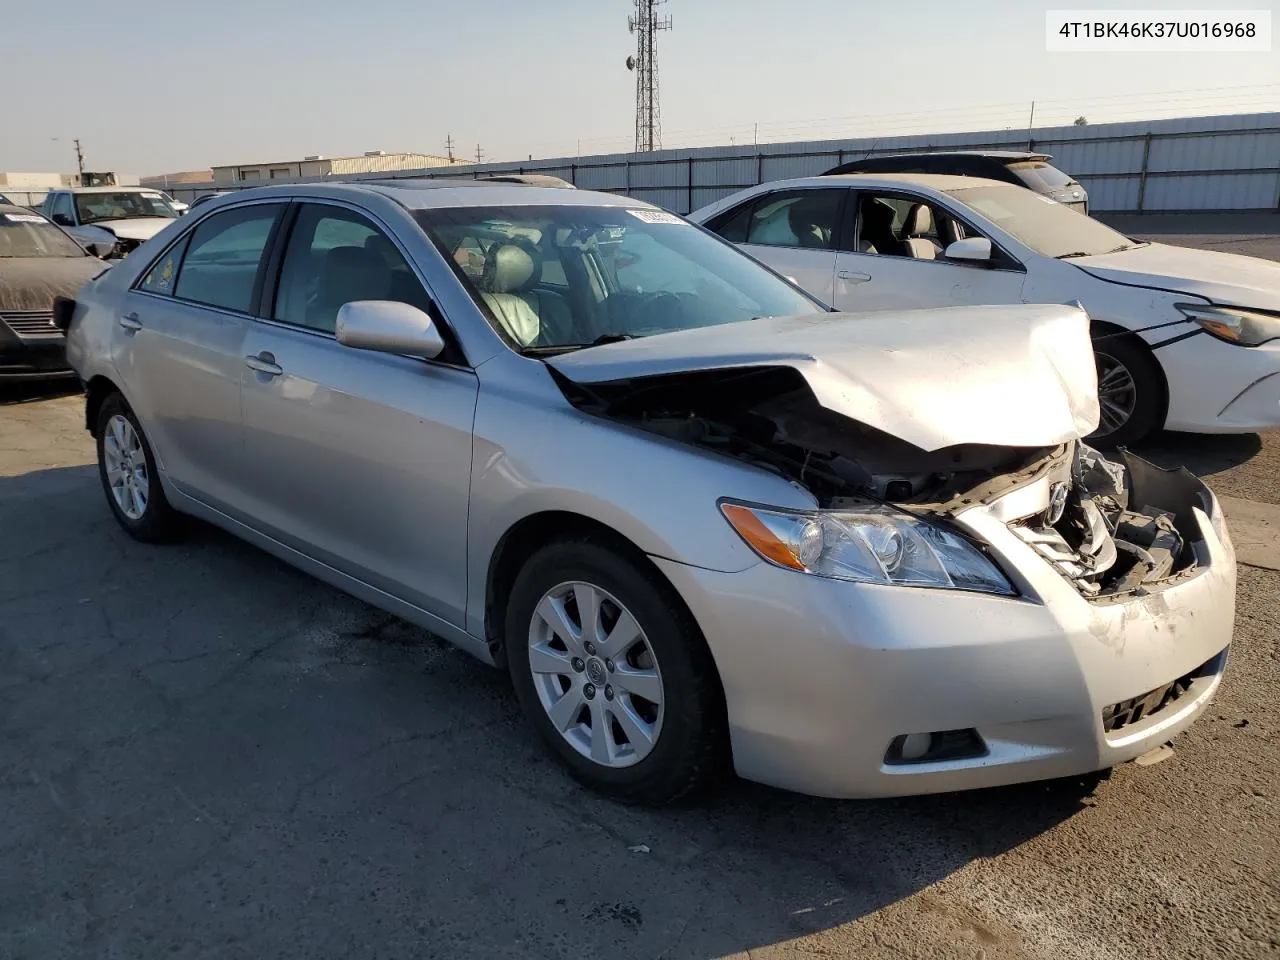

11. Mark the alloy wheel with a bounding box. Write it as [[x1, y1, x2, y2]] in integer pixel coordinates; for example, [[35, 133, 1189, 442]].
[[102, 413, 149, 520], [527, 580, 664, 768], [1095, 352, 1138, 437]]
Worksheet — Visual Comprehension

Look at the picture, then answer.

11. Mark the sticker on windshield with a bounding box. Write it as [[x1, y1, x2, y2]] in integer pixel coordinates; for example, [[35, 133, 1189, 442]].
[[141, 192, 164, 199], [2, 213, 47, 224], [626, 209, 685, 225]]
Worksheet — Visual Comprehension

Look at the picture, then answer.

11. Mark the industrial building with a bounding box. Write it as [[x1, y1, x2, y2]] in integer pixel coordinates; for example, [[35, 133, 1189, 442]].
[[211, 151, 467, 184], [0, 171, 139, 207], [139, 170, 215, 190]]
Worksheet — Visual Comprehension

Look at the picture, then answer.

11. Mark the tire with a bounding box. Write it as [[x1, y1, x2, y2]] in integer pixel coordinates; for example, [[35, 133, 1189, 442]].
[[505, 537, 728, 805], [95, 393, 183, 542], [1089, 334, 1166, 448]]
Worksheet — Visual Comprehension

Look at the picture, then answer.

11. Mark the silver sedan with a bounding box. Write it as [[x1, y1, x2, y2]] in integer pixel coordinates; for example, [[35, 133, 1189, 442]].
[[63, 180, 1236, 803]]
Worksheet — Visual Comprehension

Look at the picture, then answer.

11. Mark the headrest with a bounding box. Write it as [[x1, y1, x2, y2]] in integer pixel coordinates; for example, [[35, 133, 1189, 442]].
[[482, 242, 540, 294], [787, 195, 828, 229], [323, 245, 386, 277], [904, 203, 933, 236]]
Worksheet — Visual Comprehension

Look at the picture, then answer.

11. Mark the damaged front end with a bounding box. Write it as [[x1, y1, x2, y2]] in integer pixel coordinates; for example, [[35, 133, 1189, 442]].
[[553, 362, 1221, 601], [1004, 444, 1221, 599]]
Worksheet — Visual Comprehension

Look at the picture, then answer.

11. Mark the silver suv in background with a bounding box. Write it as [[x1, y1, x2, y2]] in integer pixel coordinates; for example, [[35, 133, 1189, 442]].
[[823, 151, 1089, 211]]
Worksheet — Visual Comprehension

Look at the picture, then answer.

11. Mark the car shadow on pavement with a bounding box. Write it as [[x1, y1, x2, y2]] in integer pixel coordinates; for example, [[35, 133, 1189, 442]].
[[0, 464, 1101, 959], [0, 379, 80, 406], [1133, 430, 1263, 478]]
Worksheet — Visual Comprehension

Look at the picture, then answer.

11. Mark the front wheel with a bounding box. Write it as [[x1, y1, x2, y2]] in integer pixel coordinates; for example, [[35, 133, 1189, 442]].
[[505, 538, 728, 805], [95, 393, 183, 542], [1090, 334, 1166, 448]]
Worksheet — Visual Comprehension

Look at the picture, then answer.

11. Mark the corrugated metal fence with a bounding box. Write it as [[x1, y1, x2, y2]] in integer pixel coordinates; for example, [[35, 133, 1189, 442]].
[[407, 111, 1279, 215], [6, 112, 1279, 215]]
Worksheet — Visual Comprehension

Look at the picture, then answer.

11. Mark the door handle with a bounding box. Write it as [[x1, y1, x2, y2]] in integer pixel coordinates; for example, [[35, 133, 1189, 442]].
[[245, 353, 283, 377], [119, 312, 142, 332], [837, 270, 872, 283]]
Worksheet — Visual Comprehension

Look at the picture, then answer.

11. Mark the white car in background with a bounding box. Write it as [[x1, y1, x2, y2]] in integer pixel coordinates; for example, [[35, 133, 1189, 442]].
[[691, 174, 1280, 446], [41, 186, 181, 259]]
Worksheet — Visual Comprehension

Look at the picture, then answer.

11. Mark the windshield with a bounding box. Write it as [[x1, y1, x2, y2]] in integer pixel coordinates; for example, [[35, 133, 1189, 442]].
[[415, 205, 823, 351], [946, 184, 1136, 259], [74, 191, 177, 225], [1006, 161, 1075, 191], [0, 211, 86, 258]]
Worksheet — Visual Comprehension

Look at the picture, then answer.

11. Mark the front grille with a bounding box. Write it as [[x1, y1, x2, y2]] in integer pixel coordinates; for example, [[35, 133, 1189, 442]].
[[1102, 650, 1226, 734], [0, 310, 62, 340]]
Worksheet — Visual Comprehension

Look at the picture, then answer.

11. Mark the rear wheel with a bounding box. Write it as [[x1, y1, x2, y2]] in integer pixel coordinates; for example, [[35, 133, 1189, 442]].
[[95, 393, 183, 542], [1089, 334, 1166, 448], [505, 538, 728, 805]]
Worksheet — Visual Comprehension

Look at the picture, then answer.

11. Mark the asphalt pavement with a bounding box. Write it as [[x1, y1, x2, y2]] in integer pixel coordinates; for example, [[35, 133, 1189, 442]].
[[1, 222, 1278, 959]]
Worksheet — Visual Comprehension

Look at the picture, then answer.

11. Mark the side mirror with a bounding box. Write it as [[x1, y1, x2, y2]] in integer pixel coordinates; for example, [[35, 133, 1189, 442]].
[[336, 300, 445, 359], [52, 213, 74, 226], [85, 240, 116, 259], [944, 236, 993, 264]]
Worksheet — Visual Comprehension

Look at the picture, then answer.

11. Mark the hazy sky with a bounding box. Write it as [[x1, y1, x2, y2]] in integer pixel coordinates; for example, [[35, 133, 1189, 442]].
[[3, 0, 1278, 176]]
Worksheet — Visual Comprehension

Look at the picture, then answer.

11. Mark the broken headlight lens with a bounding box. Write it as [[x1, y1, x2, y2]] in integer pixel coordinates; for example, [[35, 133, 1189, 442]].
[[1176, 303, 1280, 347], [721, 503, 1014, 595]]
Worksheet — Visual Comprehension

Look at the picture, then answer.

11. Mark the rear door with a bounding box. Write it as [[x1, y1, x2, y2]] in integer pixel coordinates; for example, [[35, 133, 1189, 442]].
[[238, 201, 478, 626], [831, 189, 1027, 312], [118, 201, 284, 511], [733, 188, 847, 306]]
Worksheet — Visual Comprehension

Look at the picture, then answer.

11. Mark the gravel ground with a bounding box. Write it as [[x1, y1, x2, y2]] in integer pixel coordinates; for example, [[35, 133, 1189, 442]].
[[0, 223, 1277, 959]]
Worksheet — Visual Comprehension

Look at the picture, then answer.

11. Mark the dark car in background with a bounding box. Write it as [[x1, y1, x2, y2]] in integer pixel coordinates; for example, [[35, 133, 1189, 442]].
[[823, 151, 1088, 212], [0, 204, 104, 380]]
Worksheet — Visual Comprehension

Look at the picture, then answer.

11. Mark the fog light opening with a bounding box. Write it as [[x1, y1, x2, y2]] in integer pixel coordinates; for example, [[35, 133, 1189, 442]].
[[885, 729, 987, 766]]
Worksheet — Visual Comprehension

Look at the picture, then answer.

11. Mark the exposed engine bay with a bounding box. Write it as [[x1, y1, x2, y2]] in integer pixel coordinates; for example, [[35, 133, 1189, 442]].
[[555, 365, 1212, 599]]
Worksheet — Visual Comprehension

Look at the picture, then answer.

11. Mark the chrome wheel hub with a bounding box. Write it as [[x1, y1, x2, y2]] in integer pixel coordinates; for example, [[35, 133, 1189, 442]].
[[1095, 352, 1138, 436], [102, 414, 148, 520], [528, 581, 664, 768]]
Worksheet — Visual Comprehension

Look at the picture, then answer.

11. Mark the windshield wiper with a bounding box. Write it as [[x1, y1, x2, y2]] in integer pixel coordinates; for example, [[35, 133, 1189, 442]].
[[520, 333, 637, 357], [1057, 251, 1093, 259]]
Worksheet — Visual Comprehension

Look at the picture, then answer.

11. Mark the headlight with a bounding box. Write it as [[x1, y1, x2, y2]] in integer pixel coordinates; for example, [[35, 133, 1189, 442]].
[[721, 502, 1015, 595], [1176, 303, 1280, 347]]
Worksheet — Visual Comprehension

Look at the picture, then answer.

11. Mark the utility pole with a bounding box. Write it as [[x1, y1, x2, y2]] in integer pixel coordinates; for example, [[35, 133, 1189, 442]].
[[626, 0, 672, 152], [1026, 101, 1036, 150], [445, 133, 455, 163], [475, 144, 484, 164], [73, 138, 85, 181]]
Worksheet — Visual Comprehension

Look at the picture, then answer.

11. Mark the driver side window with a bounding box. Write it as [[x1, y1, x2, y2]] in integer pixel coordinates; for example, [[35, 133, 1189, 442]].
[[850, 193, 971, 261], [52, 194, 75, 225]]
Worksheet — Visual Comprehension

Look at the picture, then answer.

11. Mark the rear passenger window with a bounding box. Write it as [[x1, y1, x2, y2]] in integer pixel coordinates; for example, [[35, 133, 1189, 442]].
[[273, 204, 432, 334], [173, 205, 281, 313], [745, 189, 844, 250], [706, 201, 755, 243]]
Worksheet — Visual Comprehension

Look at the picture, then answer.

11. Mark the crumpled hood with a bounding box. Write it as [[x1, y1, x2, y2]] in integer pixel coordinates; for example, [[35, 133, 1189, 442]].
[[0, 257, 102, 311], [89, 218, 174, 242], [1073, 241, 1280, 311], [548, 304, 1100, 452]]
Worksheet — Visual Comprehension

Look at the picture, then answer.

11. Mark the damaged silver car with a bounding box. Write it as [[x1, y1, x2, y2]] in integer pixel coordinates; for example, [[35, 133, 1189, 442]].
[[63, 181, 1236, 803]]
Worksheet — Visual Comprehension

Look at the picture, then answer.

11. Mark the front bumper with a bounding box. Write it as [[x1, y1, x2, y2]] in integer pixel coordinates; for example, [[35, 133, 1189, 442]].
[[1160, 335, 1280, 433], [655, 481, 1235, 799], [0, 329, 72, 380]]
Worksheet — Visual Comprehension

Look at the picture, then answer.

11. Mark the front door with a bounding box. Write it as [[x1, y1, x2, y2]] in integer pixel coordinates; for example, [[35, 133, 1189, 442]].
[[238, 202, 478, 626], [831, 191, 1027, 312], [118, 201, 284, 510]]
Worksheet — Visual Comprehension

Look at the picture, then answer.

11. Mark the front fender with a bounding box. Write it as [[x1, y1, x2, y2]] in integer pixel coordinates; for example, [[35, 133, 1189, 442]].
[[464, 355, 814, 638]]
